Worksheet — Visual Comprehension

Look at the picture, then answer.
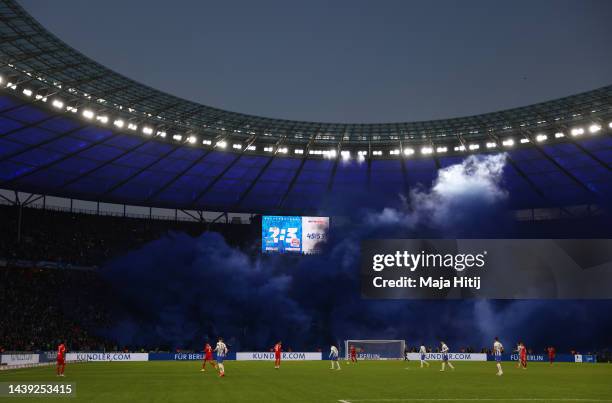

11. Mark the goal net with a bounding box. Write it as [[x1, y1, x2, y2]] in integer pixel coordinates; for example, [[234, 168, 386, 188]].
[[344, 340, 405, 360]]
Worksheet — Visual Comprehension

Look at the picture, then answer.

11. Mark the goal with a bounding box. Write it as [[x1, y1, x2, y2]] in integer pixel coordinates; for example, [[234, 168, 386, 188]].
[[344, 340, 405, 360]]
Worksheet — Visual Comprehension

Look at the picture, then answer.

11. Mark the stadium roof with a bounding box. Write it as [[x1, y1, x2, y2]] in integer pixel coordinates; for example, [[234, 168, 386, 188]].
[[1, 0, 611, 151], [0, 0, 611, 214]]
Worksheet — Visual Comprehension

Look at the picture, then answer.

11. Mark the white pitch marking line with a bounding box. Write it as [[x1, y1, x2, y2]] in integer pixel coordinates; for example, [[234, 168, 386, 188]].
[[338, 399, 612, 402]]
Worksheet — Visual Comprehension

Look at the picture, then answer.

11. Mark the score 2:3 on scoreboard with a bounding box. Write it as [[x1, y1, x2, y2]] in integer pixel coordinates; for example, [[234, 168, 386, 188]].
[[261, 216, 330, 254]]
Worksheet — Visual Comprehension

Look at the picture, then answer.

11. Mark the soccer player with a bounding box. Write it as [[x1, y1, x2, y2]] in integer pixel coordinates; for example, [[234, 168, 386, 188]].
[[215, 337, 228, 377], [547, 346, 556, 365], [329, 345, 341, 370], [519, 342, 527, 369], [493, 337, 504, 376], [349, 344, 357, 364], [274, 341, 282, 369], [56, 341, 66, 377], [201, 343, 216, 372], [419, 344, 430, 368], [515, 342, 522, 368], [439, 341, 454, 372]]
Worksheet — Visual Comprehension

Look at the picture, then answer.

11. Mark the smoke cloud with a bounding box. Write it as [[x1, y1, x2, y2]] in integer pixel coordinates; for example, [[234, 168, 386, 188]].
[[97, 153, 612, 353], [367, 154, 508, 229]]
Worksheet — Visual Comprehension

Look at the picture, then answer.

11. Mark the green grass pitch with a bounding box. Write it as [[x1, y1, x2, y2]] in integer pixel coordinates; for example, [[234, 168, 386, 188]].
[[1, 360, 611, 402]]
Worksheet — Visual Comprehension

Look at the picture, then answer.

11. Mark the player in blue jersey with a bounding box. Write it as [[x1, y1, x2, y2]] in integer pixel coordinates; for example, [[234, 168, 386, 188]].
[[493, 337, 504, 376], [329, 345, 341, 370], [419, 344, 430, 368], [439, 341, 454, 371], [215, 337, 228, 377]]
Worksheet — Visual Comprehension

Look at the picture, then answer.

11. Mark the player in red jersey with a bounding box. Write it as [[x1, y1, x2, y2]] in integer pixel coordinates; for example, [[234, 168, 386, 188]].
[[547, 346, 556, 365], [274, 341, 282, 369], [56, 342, 66, 376], [519, 342, 527, 369], [201, 343, 217, 372], [349, 345, 358, 363]]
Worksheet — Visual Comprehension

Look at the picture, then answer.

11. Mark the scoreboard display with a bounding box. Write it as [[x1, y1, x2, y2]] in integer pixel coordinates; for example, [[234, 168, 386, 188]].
[[262, 216, 329, 254]]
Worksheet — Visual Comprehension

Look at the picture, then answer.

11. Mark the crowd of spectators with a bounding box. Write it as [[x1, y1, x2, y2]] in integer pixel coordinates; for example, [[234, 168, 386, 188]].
[[1, 205, 610, 359], [0, 267, 115, 352], [0, 205, 259, 266], [0, 205, 261, 352]]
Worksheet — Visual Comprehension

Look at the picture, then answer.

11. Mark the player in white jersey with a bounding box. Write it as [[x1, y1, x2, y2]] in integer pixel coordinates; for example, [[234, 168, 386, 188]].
[[439, 341, 454, 371], [516, 342, 522, 368], [493, 337, 504, 376], [215, 337, 228, 377], [329, 345, 341, 370], [419, 345, 430, 368]]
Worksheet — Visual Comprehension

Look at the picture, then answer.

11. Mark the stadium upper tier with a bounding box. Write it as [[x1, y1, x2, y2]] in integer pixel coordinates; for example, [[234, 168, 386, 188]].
[[0, 0, 611, 213]]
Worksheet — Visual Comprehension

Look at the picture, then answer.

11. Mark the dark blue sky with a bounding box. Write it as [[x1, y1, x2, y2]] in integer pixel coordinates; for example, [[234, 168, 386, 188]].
[[19, 0, 612, 123]]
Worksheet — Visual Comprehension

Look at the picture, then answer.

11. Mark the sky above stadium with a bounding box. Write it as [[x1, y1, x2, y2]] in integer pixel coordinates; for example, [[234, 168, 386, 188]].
[[19, 0, 612, 123]]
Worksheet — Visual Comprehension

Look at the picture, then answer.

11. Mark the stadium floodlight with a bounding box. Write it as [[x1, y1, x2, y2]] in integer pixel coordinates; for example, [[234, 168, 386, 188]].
[[358, 150, 368, 157], [202, 139, 212, 145], [372, 150, 382, 156], [127, 123, 137, 131], [156, 131, 167, 138], [66, 106, 78, 113], [278, 147, 288, 154], [232, 143, 242, 150], [436, 146, 448, 153], [520, 138, 530, 144], [555, 132, 565, 138], [52, 99, 64, 109], [187, 136, 196, 144], [468, 144, 480, 150], [173, 134, 182, 141], [608, 122, 612, 129], [340, 150, 351, 160], [536, 134, 547, 142], [589, 124, 601, 134], [294, 149, 304, 154], [96, 115, 108, 124], [22, 88, 33, 97], [142, 126, 153, 135], [570, 127, 584, 136], [502, 139, 515, 147], [403, 148, 415, 156], [454, 145, 466, 152], [34, 94, 46, 101], [216, 140, 227, 148], [82, 109, 94, 119], [247, 145, 256, 151], [327, 149, 337, 158], [113, 119, 124, 128], [421, 147, 433, 155], [389, 149, 400, 155], [0, 75, 3, 84], [486, 142, 497, 149], [264, 146, 274, 152]]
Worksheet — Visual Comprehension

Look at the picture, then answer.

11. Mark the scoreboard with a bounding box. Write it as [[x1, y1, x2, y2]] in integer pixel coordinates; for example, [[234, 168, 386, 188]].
[[262, 216, 329, 254]]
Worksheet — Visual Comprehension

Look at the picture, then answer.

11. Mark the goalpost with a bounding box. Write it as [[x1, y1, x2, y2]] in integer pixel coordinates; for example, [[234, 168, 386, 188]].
[[344, 340, 405, 360]]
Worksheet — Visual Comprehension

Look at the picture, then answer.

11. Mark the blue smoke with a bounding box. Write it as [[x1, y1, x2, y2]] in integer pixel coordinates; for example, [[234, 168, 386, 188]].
[[98, 154, 612, 352]]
